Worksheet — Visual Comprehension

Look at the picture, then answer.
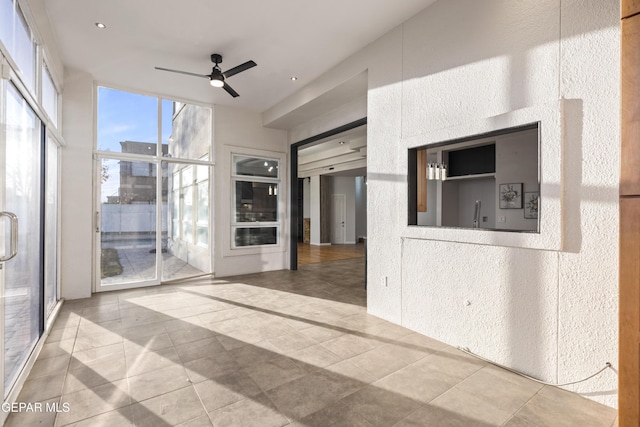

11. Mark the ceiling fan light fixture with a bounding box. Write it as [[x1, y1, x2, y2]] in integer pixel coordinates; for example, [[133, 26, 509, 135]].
[[210, 77, 224, 88], [210, 68, 225, 87]]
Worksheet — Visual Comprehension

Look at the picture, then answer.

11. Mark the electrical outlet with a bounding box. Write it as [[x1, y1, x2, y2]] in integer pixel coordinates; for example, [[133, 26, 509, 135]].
[[498, 216, 506, 223], [381, 276, 388, 287]]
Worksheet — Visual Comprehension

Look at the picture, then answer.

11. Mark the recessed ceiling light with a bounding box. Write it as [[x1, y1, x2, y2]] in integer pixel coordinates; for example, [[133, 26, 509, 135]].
[[338, 141, 346, 145], [95, 22, 107, 29], [290, 76, 298, 81]]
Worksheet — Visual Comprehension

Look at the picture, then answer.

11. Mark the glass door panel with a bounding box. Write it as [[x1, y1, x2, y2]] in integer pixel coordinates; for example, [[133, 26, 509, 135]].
[[2, 83, 43, 396], [98, 157, 158, 288], [161, 162, 210, 281]]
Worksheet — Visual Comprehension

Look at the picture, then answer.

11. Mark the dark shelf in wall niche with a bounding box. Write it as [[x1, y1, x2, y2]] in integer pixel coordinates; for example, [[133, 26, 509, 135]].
[[446, 143, 495, 177]]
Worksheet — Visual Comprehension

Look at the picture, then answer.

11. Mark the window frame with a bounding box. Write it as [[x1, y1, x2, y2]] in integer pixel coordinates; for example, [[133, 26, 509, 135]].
[[93, 83, 215, 290], [40, 61, 59, 127], [231, 154, 281, 249], [0, 0, 36, 93]]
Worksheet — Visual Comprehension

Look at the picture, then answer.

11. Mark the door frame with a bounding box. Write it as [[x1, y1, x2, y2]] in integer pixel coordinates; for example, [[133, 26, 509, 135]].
[[289, 118, 367, 270]]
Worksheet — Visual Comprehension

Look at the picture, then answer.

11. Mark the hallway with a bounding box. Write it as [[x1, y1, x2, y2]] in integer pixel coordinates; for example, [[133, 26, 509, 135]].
[[8, 259, 616, 426], [297, 243, 365, 265]]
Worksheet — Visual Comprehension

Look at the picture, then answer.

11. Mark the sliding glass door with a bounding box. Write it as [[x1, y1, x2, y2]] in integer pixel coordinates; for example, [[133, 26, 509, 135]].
[[1, 83, 43, 395], [0, 0, 61, 409]]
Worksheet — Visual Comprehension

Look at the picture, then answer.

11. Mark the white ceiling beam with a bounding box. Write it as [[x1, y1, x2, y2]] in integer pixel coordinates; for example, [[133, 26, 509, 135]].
[[298, 144, 360, 164], [298, 159, 367, 178], [299, 152, 366, 172]]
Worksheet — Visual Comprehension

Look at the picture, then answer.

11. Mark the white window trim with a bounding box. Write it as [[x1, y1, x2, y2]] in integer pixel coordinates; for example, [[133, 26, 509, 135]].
[[231, 155, 281, 249], [222, 145, 286, 256]]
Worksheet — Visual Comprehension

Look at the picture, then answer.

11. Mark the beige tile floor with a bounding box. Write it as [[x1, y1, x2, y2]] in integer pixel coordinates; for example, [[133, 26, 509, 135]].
[[7, 258, 617, 426]]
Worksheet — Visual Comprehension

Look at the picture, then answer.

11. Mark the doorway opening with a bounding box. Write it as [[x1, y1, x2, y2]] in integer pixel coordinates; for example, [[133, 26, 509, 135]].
[[290, 119, 367, 269]]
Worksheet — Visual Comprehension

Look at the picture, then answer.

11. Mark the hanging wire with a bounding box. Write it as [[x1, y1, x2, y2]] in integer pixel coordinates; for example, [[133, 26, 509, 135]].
[[458, 347, 612, 387]]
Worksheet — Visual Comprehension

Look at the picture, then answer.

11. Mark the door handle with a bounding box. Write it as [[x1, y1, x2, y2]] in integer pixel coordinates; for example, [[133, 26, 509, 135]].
[[0, 212, 18, 262]]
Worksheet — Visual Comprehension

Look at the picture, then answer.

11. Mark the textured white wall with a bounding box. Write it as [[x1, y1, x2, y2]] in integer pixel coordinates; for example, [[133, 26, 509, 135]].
[[273, 0, 619, 407], [400, 0, 618, 406]]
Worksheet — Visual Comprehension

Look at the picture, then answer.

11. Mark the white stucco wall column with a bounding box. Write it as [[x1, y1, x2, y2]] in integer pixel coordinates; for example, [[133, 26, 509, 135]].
[[60, 69, 94, 299]]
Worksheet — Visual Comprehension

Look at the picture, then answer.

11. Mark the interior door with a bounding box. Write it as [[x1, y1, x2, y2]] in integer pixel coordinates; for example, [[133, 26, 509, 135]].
[[332, 194, 346, 244], [1, 82, 43, 396]]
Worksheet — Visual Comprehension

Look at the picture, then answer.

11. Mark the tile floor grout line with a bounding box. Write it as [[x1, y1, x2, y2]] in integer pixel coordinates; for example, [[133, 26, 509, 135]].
[[499, 385, 547, 426]]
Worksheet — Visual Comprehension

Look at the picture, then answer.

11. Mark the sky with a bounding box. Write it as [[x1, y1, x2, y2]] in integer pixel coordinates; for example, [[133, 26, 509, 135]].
[[97, 87, 173, 201], [97, 86, 173, 152]]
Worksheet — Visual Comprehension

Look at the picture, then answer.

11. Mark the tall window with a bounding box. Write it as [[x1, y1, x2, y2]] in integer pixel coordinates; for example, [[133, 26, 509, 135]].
[[41, 63, 58, 125], [96, 86, 213, 287], [170, 163, 209, 247], [0, 0, 36, 91], [231, 155, 280, 247]]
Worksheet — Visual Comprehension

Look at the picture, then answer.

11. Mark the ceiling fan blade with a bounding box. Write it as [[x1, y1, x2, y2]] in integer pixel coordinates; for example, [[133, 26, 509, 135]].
[[155, 67, 209, 79], [223, 60, 257, 78], [223, 83, 240, 98]]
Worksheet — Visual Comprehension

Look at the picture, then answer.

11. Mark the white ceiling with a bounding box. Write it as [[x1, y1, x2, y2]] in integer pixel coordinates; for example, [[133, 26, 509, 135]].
[[298, 125, 367, 177], [43, 0, 436, 114]]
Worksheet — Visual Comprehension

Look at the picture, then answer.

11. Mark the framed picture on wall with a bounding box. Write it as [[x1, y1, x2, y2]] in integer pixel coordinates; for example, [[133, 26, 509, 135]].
[[499, 183, 523, 209], [524, 191, 539, 219]]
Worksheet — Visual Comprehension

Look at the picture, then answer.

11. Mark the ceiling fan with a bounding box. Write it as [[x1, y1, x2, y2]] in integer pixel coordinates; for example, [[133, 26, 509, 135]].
[[155, 53, 257, 98]]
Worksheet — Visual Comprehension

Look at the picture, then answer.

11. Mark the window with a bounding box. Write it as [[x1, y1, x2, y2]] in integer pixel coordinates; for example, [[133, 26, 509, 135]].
[[97, 88, 158, 154], [169, 163, 209, 248], [232, 155, 280, 247], [131, 161, 150, 177], [41, 63, 58, 125], [96, 86, 213, 287], [0, 0, 35, 91], [195, 164, 209, 247]]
